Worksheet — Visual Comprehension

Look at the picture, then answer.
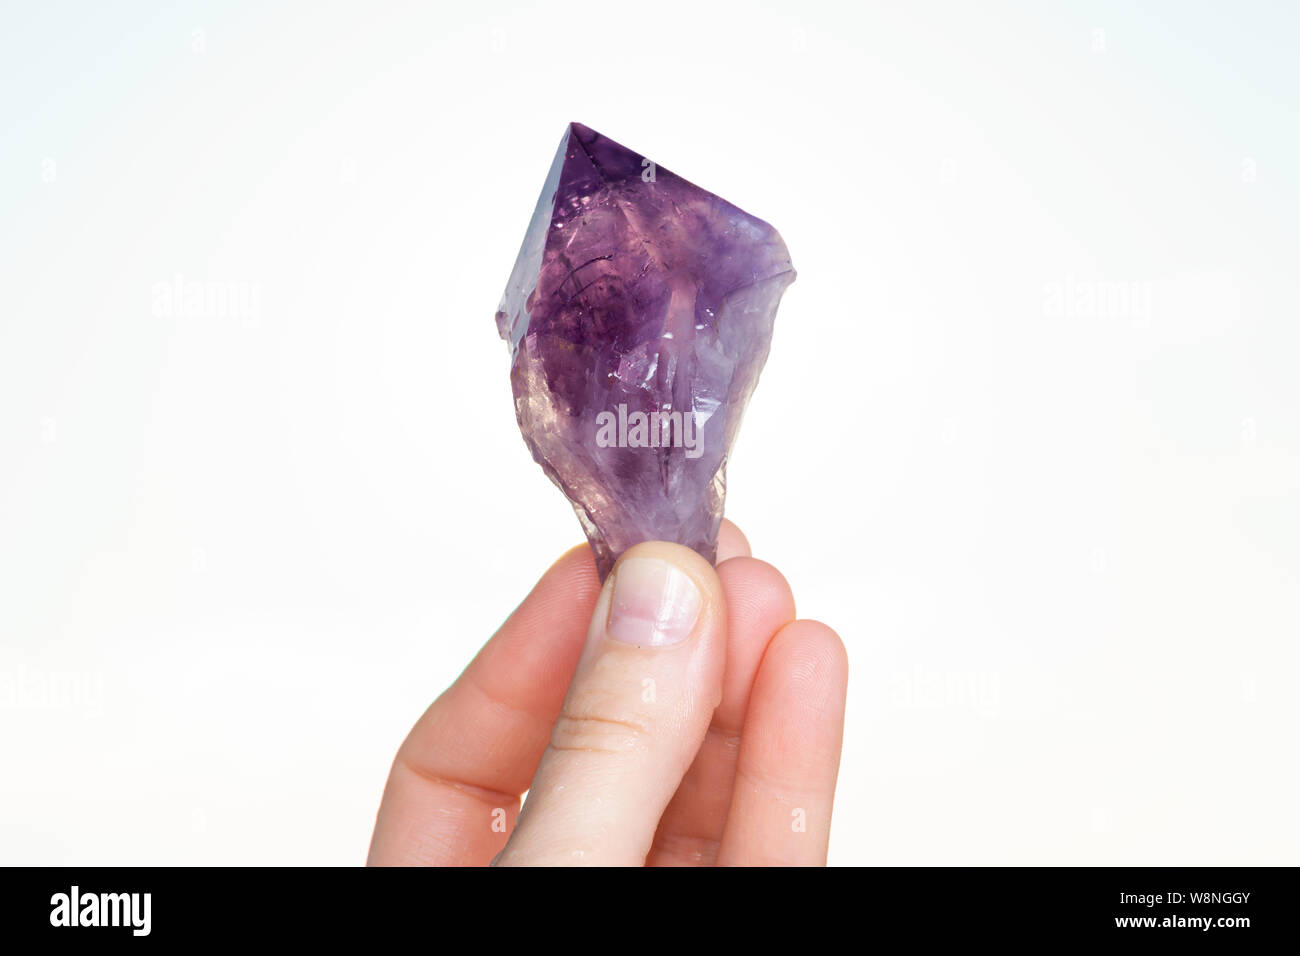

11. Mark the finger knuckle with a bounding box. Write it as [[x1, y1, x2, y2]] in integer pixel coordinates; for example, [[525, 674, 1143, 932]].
[[549, 708, 649, 755]]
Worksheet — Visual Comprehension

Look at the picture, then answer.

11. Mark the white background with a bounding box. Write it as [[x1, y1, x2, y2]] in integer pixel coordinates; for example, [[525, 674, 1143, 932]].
[[2, 1, 1297, 865]]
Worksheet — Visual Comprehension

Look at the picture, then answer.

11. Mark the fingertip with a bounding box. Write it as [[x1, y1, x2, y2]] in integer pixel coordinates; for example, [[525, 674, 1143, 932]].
[[550, 542, 603, 599], [615, 539, 726, 608], [716, 519, 752, 563], [763, 619, 850, 712], [468, 543, 601, 720], [717, 557, 797, 628]]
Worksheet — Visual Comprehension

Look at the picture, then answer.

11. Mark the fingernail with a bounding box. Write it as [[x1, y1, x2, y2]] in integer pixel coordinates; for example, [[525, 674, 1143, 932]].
[[606, 556, 703, 647]]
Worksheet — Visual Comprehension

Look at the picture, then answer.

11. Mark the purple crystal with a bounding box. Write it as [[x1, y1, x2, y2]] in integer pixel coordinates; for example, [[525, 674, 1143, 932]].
[[496, 123, 795, 578]]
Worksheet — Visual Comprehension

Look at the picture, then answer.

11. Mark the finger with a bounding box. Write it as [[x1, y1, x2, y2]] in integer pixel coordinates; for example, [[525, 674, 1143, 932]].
[[716, 518, 751, 563], [717, 620, 848, 866], [646, 558, 796, 865], [493, 541, 727, 866], [367, 544, 600, 866]]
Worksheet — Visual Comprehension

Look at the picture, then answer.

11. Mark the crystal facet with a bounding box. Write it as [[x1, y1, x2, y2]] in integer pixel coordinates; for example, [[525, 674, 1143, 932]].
[[496, 123, 795, 578]]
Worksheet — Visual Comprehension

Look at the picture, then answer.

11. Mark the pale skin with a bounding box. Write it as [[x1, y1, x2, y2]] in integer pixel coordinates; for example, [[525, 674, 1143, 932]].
[[368, 520, 849, 866]]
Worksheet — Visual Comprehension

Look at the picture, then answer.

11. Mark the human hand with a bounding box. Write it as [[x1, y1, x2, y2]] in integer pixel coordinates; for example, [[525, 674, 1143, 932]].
[[367, 521, 848, 866]]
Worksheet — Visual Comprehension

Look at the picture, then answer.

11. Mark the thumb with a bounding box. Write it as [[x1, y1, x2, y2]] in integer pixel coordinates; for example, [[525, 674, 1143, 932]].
[[493, 541, 726, 866]]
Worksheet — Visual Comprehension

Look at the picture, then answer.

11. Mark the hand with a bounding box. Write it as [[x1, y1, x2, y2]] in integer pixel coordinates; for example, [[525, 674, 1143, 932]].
[[367, 521, 848, 866]]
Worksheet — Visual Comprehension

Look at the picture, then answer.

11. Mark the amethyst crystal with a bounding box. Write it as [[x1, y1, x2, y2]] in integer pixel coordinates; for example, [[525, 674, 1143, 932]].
[[496, 123, 795, 578]]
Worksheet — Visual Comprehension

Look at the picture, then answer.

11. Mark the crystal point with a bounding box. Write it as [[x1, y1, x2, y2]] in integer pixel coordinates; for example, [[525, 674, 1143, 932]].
[[497, 123, 795, 578]]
